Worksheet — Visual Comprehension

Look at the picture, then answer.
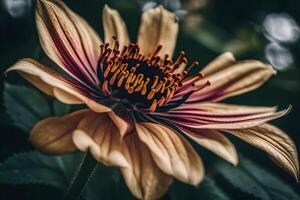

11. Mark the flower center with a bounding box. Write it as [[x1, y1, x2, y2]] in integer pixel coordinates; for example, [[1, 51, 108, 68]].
[[97, 37, 198, 112]]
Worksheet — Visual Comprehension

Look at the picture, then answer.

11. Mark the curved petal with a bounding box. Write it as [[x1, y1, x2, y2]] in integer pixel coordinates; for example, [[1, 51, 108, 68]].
[[6, 59, 111, 112], [185, 59, 276, 103], [178, 126, 238, 165], [153, 102, 289, 130], [167, 102, 277, 115], [36, 0, 101, 86], [121, 134, 173, 200], [135, 122, 204, 185], [108, 112, 132, 138], [103, 5, 130, 50], [137, 5, 179, 58], [71, 111, 129, 167], [172, 52, 236, 94], [200, 52, 236, 76], [30, 109, 89, 154], [31, 108, 129, 167], [73, 130, 128, 168], [225, 123, 299, 180]]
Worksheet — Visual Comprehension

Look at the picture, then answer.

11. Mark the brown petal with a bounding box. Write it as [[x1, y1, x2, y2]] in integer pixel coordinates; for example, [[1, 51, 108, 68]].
[[121, 134, 173, 200], [179, 127, 238, 165], [225, 123, 299, 180], [137, 6, 179, 57], [6, 59, 111, 112], [136, 122, 204, 185], [188, 59, 276, 102], [36, 0, 101, 86], [30, 109, 89, 154], [103, 5, 130, 50]]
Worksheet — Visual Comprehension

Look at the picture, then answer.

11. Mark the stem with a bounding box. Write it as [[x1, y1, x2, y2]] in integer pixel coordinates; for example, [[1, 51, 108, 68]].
[[64, 151, 98, 200]]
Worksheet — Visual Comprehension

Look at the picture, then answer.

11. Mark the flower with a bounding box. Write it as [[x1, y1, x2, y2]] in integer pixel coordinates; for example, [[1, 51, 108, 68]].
[[6, 0, 299, 199]]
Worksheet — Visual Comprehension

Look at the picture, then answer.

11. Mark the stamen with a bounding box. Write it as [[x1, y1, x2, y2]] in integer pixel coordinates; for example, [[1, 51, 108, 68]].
[[97, 37, 200, 111]]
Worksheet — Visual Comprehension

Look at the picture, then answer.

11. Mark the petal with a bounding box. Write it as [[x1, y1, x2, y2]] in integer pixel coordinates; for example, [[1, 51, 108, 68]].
[[178, 126, 238, 165], [103, 5, 130, 50], [172, 52, 235, 90], [135, 122, 204, 185], [6, 59, 111, 112], [166, 102, 277, 115], [225, 123, 299, 180], [36, 0, 101, 86], [153, 102, 289, 130], [137, 5, 179, 57], [186, 59, 276, 102], [73, 130, 128, 168], [33, 108, 129, 166], [74, 117, 173, 200], [200, 52, 236, 76], [121, 134, 173, 200], [30, 109, 89, 154], [71, 110, 129, 167], [108, 112, 132, 138]]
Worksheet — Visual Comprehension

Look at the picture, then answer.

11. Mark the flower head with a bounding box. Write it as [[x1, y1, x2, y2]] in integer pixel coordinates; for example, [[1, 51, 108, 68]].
[[6, 0, 299, 199]]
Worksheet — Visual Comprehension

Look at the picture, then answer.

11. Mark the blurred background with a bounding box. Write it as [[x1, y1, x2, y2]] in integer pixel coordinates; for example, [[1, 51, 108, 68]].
[[0, 0, 299, 199]]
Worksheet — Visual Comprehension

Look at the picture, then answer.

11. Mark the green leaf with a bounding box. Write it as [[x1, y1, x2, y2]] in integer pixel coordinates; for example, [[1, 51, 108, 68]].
[[83, 164, 134, 200], [64, 152, 98, 200], [196, 177, 229, 200], [216, 161, 271, 200], [239, 155, 300, 200], [53, 100, 70, 116], [4, 83, 70, 132], [4, 83, 51, 132], [0, 151, 83, 189], [215, 155, 300, 200], [170, 177, 229, 200]]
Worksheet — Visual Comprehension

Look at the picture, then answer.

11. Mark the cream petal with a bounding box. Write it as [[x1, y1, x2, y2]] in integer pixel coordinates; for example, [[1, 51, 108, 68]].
[[36, 0, 101, 86], [30, 109, 89, 154], [103, 5, 130, 50], [121, 134, 173, 200], [187, 60, 276, 102], [178, 127, 238, 165], [6, 59, 111, 112], [225, 123, 299, 180], [137, 5, 179, 58], [173, 52, 235, 90], [72, 111, 130, 167], [136, 122, 204, 185], [72, 131, 129, 168], [200, 52, 236, 76], [108, 111, 132, 138]]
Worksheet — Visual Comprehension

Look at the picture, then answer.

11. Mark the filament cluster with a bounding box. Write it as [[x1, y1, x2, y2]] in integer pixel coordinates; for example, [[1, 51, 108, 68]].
[[97, 37, 199, 111]]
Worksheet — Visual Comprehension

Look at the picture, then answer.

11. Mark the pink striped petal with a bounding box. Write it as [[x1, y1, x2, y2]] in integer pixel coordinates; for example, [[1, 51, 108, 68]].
[[36, 0, 101, 87], [152, 103, 290, 130], [176, 57, 276, 103]]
